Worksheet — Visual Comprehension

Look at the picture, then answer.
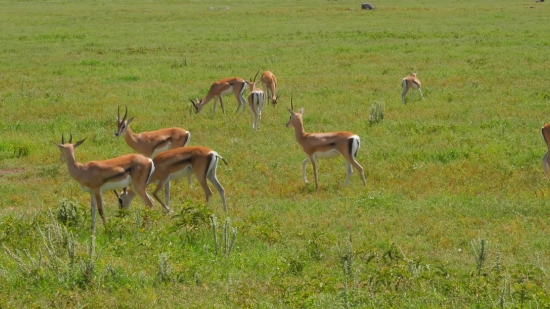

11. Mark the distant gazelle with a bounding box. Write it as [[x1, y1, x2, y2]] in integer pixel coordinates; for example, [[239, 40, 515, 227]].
[[54, 134, 154, 232], [286, 99, 366, 191], [541, 122, 550, 174], [190, 76, 249, 115], [115, 146, 227, 212], [260, 70, 279, 106], [401, 73, 425, 103], [248, 71, 266, 131]]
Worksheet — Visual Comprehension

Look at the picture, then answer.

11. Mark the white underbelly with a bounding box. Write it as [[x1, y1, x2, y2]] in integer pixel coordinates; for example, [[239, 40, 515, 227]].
[[82, 176, 132, 193], [221, 86, 234, 96], [152, 143, 171, 157], [313, 149, 341, 159], [168, 165, 193, 181]]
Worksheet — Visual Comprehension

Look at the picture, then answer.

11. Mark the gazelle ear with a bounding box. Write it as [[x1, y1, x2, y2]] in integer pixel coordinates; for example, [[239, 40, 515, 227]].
[[126, 117, 135, 125], [299, 108, 304, 115], [53, 141, 63, 148], [74, 139, 86, 148]]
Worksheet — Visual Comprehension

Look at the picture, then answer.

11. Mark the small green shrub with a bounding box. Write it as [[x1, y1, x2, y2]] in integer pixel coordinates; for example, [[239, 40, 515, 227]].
[[56, 198, 84, 227], [369, 101, 385, 126]]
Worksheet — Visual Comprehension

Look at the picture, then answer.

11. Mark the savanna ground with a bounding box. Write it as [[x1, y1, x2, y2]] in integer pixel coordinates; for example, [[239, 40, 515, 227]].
[[1, 0, 549, 307]]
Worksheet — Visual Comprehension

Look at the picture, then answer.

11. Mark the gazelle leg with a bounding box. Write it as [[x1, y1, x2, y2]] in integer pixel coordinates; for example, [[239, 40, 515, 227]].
[[90, 193, 97, 233], [249, 106, 256, 130], [344, 162, 353, 187], [152, 180, 171, 213], [418, 88, 425, 100], [95, 191, 107, 227], [402, 87, 408, 103], [302, 157, 310, 183], [219, 96, 226, 115], [350, 159, 367, 186], [212, 97, 217, 115], [310, 156, 319, 191], [207, 171, 227, 211]]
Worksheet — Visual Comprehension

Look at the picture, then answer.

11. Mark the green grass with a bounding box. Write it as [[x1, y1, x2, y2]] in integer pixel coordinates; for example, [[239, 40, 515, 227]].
[[1, 0, 550, 307]]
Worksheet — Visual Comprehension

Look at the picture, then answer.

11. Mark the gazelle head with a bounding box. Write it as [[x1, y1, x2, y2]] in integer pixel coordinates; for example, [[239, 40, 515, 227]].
[[115, 106, 135, 137], [54, 133, 86, 162], [270, 93, 279, 107], [113, 188, 135, 210], [189, 98, 203, 114], [285, 97, 304, 128]]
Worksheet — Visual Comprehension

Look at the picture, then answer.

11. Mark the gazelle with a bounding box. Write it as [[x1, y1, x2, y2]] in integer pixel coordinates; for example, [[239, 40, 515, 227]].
[[541, 122, 550, 175], [286, 99, 366, 191], [190, 76, 249, 115], [260, 70, 279, 106], [115, 146, 227, 212], [115, 106, 191, 158], [115, 106, 192, 184], [401, 73, 425, 103], [54, 134, 154, 232], [248, 72, 265, 131]]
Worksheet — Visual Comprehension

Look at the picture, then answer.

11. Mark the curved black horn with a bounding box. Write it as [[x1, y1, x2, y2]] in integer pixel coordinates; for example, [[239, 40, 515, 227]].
[[253, 69, 260, 83], [61, 134, 65, 144], [123, 105, 128, 123], [189, 99, 198, 109], [117, 106, 120, 120], [291, 95, 294, 111], [69, 133, 73, 143], [113, 190, 119, 198]]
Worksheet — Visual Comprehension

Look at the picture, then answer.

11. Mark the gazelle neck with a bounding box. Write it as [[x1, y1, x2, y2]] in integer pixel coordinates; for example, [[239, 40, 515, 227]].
[[122, 125, 141, 151], [64, 149, 84, 180], [292, 119, 307, 141]]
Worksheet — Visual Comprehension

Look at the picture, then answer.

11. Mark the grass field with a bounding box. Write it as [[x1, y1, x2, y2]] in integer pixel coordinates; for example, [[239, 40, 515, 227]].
[[1, 0, 550, 307]]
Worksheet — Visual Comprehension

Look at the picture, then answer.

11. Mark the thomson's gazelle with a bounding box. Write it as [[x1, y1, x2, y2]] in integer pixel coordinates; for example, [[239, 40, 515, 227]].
[[401, 73, 425, 103], [116, 146, 227, 212], [54, 134, 154, 232], [286, 100, 366, 191]]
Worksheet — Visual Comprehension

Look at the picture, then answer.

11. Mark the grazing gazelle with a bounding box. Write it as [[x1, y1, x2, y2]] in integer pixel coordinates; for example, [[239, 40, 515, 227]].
[[286, 99, 367, 191], [54, 134, 154, 232], [541, 122, 550, 175], [248, 71, 265, 131], [401, 73, 425, 103], [260, 70, 279, 106], [190, 76, 249, 115], [115, 146, 227, 212]]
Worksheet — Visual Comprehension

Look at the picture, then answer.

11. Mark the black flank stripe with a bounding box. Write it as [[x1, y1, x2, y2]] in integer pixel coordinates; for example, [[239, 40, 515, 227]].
[[327, 142, 336, 147], [171, 158, 192, 167], [104, 167, 131, 182], [152, 137, 172, 151]]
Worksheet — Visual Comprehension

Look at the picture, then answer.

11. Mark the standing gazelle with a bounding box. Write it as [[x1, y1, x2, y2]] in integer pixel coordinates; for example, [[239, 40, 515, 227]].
[[401, 73, 425, 103], [116, 146, 227, 212], [115, 106, 191, 158], [541, 122, 550, 175], [286, 100, 366, 191], [248, 71, 265, 131], [190, 76, 249, 115], [261, 70, 278, 106], [54, 134, 155, 232], [115, 106, 192, 184]]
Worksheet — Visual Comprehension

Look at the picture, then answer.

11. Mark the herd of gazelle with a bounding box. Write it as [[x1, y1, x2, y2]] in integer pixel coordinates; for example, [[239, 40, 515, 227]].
[[55, 71, 423, 232]]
